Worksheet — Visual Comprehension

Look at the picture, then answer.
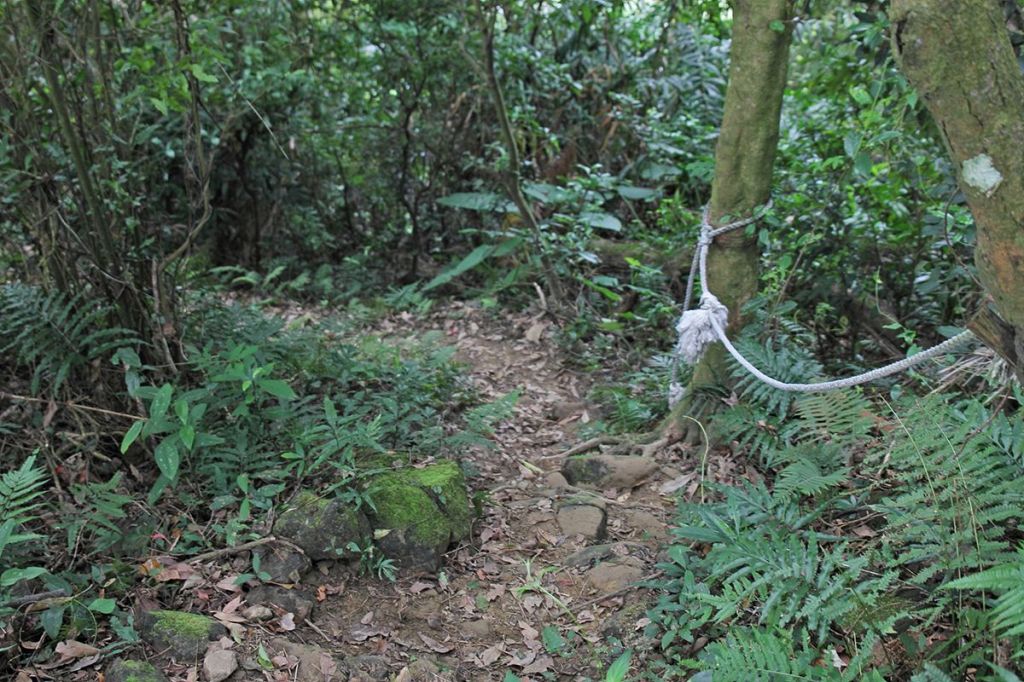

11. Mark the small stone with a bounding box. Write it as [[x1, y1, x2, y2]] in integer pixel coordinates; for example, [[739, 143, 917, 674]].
[[139, 610, 226, 661], [348, 654, 391, 681], [586, 556, 645, 593], [624, 510, 668, 541], [106, 659, 168, 682], [462, 618, 493, 639], [544, 471, 569, 489], [268, 638, 347, 682], [565, 544, 615, 569], [241, 604, 274, 621], [556, 503, 607, 542], [253, 545, 311, 583], [247, 585, 314, 621], [203, 649, 238, 682], [562, 455, 659, 489]]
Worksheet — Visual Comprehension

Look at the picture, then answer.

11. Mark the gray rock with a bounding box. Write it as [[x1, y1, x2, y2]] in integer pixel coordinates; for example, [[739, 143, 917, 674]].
[[139, 610, 226, 661], [253, 545, 311, 583], [274, 492, 371, 561], [562, 455, 659, 489], [203, 649, 238, 682], [556, 502, 607, 542], [246, 585, 314, 621], [106, 659, 168, 682], [565, 544, 616, 569], [586, 556, 645, 593], [623, 509, 668, 541], [348, 654, 392, 681]]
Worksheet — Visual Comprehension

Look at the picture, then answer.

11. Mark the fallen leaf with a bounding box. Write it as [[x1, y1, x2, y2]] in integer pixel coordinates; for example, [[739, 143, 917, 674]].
[[418, 633, 454, 653], [480, 643, 504, 666], [852, 525, 876, 538], [507, 649, 537, 668], [55, 640, 100, 659], [360, 611, 374, 625], [522, 654, 554, 675], [278, 613, 296, 631], [409, 581, 434, 594]]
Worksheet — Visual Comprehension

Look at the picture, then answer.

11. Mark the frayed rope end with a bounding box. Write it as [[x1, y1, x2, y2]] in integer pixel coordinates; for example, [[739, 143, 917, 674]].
[[674, 293, 728, 365]]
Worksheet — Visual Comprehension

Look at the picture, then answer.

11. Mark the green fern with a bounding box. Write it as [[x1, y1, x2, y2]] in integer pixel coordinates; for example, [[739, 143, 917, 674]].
[[0, 454, 48, 561], [704, 627, 841, 681], [0, 284, 139, 395], [944, 544, 1024, 638]]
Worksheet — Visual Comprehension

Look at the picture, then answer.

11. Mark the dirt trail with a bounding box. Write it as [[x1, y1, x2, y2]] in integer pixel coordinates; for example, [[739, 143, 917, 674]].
[[262, 302, 703, 681]]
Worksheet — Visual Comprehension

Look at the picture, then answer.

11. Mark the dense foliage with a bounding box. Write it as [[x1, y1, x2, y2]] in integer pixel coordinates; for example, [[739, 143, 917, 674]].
[[1, 0, 1022, 679]]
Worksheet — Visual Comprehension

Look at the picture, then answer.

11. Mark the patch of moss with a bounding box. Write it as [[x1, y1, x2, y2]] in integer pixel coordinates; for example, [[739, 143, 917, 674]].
[[107, 659, 165, 682], [148, 610, 213, 640], [369, 478, 451, 550]]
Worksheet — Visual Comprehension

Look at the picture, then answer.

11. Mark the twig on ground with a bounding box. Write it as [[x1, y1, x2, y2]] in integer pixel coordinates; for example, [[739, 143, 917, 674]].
[[2, 588, 70, 608], [186, 536, 295, 564]]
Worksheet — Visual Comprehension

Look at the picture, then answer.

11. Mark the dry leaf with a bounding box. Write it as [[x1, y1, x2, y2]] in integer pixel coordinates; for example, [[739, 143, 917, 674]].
[[418, 633, 454, 653], [55, 640, 100, 659], [522, 655, 554, 675], [360, 611, 374, 625], [278, 613, 296, 631], [409, 581, 434, 594], [480, 643, 504, 666]]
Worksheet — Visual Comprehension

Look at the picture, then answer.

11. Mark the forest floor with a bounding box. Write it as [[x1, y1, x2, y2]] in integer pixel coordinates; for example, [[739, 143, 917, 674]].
[[224, 300, 753, 682]]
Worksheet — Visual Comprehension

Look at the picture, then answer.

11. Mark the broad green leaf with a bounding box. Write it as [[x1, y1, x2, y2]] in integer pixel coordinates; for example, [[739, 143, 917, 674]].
[[40, 604, 66, 639], [0, 566, 48, 587], [541, 624, 566, 654], [605, 649, 632, 682], [120, 420, 144, 454], [150, 384, 174, 422], [189, 63, 218, 83], [257, 379, 297, 400], [616, 186, 659, 200], [423, 244, 494, 292], [579, 212, 622, 232], [154, 438, 180, 480], [87, 597, 117, 614]]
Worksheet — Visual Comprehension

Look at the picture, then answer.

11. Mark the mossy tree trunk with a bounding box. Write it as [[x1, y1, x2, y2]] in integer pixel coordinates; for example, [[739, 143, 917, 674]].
[[891, 0, 1024, 378], [664, 0, 796, 439]]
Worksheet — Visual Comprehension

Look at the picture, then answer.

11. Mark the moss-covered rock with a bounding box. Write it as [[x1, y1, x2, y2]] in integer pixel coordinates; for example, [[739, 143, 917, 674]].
[[365, 461, 471, 573], [274, 491, 371, 561], [106, 659, 168, 682], [139, 610, 225, 661]]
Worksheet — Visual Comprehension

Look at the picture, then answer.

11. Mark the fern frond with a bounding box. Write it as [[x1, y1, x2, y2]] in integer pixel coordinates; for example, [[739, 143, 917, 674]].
[[0, 455, 48, 559], [704, 627, 841, 681]]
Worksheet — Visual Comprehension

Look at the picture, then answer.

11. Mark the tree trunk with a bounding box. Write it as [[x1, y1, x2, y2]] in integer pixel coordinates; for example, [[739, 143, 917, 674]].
[[664, 0, 796, 438], [891, 0, 1024, 378]]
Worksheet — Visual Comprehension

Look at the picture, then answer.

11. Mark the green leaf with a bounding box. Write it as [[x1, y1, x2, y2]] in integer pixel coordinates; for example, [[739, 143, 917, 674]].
[[179, 424, 196, 451], [257, 379, 297, 400], [503, 673, 522, 682], [579, 212, 622, 232], [150, 384, 174, 422], [423, 244, 494, 292], [154, 438, 180, 480], [87, 597, 116, 614], [436, 192, 517, 213], [174, 399, 188, 424], [0, 566, 48, 587], [189, 63, 218, 83], [324, 397, 338, 423], [40, 604, 66, 639], [605, 649, 632, 682], [120, 420, 144, 454], [541, 625, 566, 654], [150, 97, 169, 116], [616, 186, 659, 201]]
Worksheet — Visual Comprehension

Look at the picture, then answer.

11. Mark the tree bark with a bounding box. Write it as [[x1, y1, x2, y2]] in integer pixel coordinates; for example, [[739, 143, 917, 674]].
[[664, 0, 796, 437], [891, 0, 1024, 378]]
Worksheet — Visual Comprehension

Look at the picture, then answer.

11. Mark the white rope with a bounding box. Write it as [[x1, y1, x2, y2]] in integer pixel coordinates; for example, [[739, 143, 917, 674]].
[[668, 202, 976, 405]]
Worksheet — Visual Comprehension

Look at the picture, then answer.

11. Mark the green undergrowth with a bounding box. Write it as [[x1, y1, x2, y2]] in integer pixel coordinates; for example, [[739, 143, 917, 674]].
[[646, 340, 1024, 680], [0, 286, 513, 669]]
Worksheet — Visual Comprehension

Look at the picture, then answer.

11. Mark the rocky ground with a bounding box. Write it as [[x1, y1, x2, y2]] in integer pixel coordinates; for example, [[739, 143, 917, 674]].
[[104, 302, 718, 682]]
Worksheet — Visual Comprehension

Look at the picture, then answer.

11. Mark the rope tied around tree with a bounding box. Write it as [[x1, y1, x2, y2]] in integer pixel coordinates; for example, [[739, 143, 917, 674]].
[[667, 202, 977, 407]]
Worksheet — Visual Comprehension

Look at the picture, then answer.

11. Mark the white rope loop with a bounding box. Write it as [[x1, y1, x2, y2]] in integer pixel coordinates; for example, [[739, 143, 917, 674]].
[[668, 201, 976, 406]]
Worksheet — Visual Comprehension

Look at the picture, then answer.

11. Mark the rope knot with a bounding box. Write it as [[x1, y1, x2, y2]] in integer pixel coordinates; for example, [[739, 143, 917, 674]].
[[674, 292, 729, 365]]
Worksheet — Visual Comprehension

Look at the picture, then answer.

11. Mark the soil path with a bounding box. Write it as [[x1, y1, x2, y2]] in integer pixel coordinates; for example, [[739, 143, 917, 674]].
[[258, 302, 702, 682]]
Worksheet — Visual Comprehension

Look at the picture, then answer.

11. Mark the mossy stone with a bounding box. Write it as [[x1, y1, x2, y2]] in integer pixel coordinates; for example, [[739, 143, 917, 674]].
[[139, 610, 225, 661], [106, 659, 168, 682], [365, 461, 471, 573], [274, 491, 371, 561]]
